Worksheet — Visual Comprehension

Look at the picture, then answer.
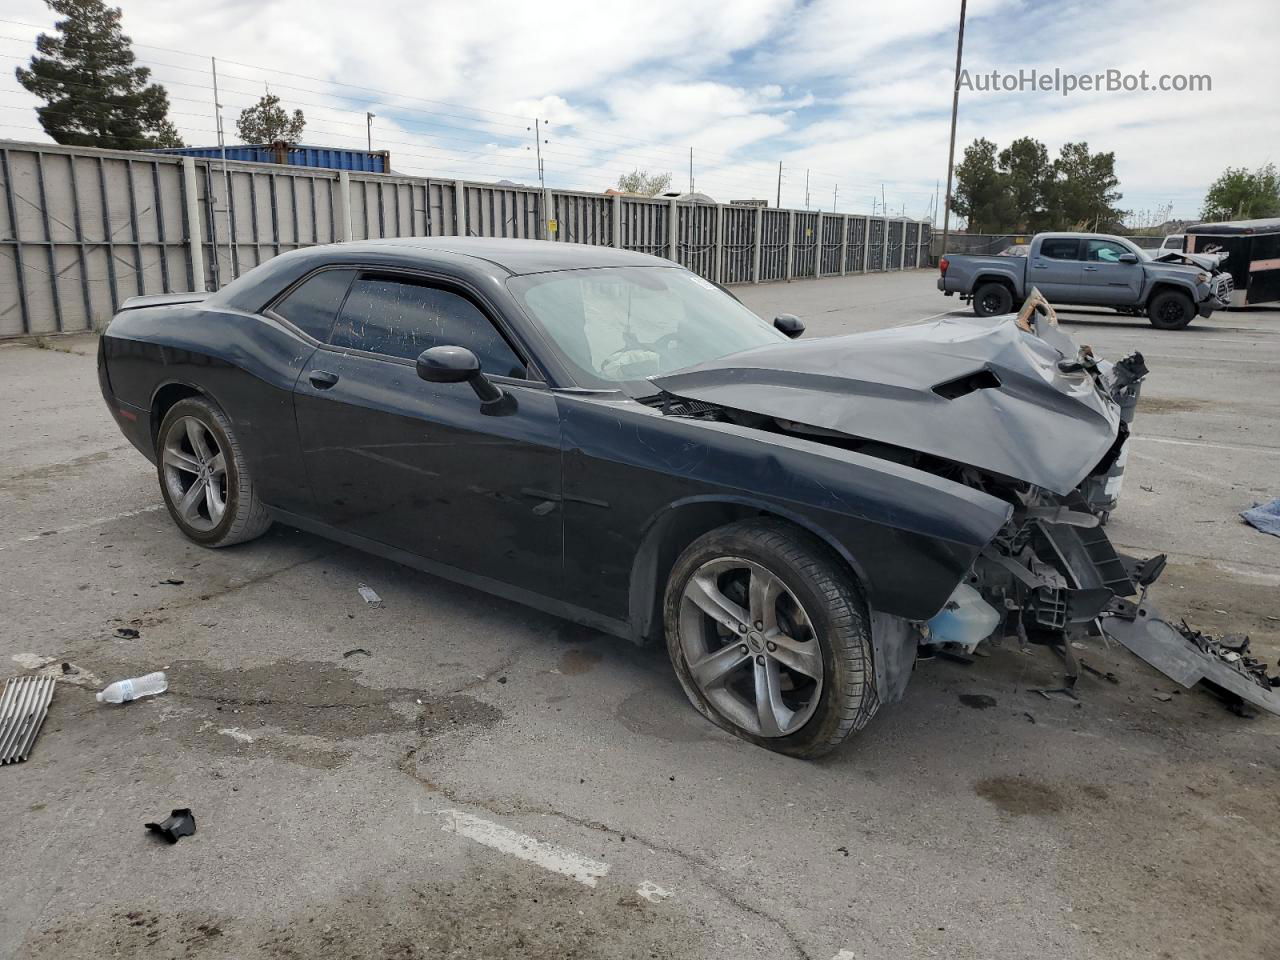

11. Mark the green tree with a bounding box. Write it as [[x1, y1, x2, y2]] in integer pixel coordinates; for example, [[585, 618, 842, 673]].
[[236, 93, 306, 145], [998, 137, 1052, 231], [616, 169, 672, 197], [1200, 164, 1280, 221], [1048, 142, 1126, 231], [15, 0, 182, 149], [952, 138, 1014, 233]]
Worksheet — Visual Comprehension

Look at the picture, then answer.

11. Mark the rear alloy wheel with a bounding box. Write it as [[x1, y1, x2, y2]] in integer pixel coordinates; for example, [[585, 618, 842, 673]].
[[973, 282, 1014, 317], [1147, 290, 1195, 330], [664, 519, 878, 758], [156, 397, 272, 547]]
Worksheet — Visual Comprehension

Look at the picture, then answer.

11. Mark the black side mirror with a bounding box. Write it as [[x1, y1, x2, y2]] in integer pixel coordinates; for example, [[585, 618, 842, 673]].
[[773, 314, 805, 338], [416, 346, 508, 409], [1116, 252, 1138, 264]]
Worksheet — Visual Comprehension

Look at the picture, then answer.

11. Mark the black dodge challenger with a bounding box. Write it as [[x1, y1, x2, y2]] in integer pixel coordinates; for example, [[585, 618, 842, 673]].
[[98, 238, 1279, 755]]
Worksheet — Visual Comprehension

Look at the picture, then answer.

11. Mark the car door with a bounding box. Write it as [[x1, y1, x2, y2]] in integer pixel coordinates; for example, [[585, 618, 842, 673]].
[[1075, 238, 1144, 304], [1027, 237, 1082, 300], [291, 269, 564, 600]]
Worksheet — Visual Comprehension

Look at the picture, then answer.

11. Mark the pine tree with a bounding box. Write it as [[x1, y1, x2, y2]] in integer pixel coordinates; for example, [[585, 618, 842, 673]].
[[15, 0, 183, 149]]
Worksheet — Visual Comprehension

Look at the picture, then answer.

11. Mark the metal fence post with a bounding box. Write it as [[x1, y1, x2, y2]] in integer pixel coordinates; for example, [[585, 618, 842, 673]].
[[839, 214, 848, 277], [181, 158, 206, 292], [899, 218, 908, 270], [337, 171, 353, 242], [454, 179, 468, 237], [752, 206, 763, 283], [611, 193, 621, 248], [862, 216, 871, 273], [814, 211, 823, 278], [785, 211, 795, 281], [542, 188, 553, 241], [918, 221, 927, 267], [713, 204, 724, 283], [668, 198, 678, 261]]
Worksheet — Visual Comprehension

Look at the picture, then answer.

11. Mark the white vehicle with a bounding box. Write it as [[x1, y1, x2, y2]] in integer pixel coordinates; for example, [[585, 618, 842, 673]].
[[1158, 233, 1185, 255]]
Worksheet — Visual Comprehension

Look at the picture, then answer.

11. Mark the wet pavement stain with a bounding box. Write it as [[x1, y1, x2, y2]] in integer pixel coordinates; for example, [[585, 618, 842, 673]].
[[958, 693, 998, 710], [558, 649, 603, 676], [974, 776, 1066, 816]]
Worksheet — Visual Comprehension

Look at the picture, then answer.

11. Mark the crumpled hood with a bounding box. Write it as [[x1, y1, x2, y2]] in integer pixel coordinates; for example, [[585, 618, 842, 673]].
[[1153, 250, 1224, 271], [650, 314, 1120, 495]]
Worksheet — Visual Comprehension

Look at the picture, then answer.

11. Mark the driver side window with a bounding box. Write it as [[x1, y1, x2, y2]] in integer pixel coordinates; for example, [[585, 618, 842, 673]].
[[1085, 239, 1130, 263], [329, 274, 526, 379]]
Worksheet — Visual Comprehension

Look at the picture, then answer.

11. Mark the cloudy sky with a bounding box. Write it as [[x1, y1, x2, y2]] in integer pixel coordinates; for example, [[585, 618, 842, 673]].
[[2, 0, 1276, 222]]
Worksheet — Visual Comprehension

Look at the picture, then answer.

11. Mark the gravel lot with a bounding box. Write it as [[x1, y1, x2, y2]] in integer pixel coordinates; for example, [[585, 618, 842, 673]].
[[2, 269, 1278, 960]]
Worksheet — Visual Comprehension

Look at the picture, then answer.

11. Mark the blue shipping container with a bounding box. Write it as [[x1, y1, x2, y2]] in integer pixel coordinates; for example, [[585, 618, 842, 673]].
[[149, 143, 389, 173]]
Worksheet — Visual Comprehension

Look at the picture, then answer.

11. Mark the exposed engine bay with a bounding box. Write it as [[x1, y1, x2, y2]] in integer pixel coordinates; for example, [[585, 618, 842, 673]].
[[642, 294, 1280, 714]]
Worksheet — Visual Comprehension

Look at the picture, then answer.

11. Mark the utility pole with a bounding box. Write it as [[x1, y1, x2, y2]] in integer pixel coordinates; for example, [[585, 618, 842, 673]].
[[804, 169, 810, 210], [689, 147, 694, 193], [530, 118, 547, 189], [210, 57, 235, 280], [366, 112, 376, 152], [776, 161, 782, 208], [941, 0, 968, 259], [881, 184, 886, 215], [833, 184, 838, 211], [933, 179, 940, 225]]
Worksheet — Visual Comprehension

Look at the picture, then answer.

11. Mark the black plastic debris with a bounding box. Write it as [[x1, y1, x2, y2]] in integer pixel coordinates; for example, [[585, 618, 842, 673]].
[[145, 808, 196, 844], [342, 648, 372, 659], [114, 627, 140, 639], [159, 578, 185, 586], [959, 694, 997, 710]]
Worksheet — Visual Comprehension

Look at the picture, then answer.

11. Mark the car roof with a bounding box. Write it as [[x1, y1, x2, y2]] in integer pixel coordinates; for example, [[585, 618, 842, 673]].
[[338, 236, 672, 275]]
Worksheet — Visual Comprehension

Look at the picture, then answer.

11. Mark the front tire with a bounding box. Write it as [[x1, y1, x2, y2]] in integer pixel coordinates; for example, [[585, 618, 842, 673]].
[[1147, 290, 1194, 330], [156, 396, 272, 547], [972, 282, 1014, 317], [664, 519, 878, 758]]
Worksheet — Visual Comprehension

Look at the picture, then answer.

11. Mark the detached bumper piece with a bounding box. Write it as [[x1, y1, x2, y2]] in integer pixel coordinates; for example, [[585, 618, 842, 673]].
[[1101, 597, 1280, 715]]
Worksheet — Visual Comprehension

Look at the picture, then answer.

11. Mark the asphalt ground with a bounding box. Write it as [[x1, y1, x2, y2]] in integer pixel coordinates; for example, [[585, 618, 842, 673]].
[[2, 268, 1278, 960]]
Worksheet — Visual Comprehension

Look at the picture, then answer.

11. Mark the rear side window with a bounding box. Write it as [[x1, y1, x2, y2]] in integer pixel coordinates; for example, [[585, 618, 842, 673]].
[[330, 275, 526, 378], [1039, 238, 1079, 261], [271, 268, 356, 341]]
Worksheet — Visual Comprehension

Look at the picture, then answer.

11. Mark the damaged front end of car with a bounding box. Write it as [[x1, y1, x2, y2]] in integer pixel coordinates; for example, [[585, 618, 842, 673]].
[[645, 293, 1280, 715]]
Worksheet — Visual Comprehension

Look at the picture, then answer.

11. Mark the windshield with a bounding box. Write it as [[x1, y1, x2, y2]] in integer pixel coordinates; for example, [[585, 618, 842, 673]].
[[507, 266, 787, 387]]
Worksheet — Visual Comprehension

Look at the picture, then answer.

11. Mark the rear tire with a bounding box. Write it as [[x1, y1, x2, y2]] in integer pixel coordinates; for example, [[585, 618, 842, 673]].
[[1147, 290, 1194, 330], [156, 396, 272, 547], [973, 282, 1014, 317], [663, 519, 878, 759]]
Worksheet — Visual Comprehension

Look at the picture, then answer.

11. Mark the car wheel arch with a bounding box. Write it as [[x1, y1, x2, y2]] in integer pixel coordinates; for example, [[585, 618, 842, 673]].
[[150, 381, 211, 450], [626, 495, 873, 646], [1144, 281, 1194, 308]]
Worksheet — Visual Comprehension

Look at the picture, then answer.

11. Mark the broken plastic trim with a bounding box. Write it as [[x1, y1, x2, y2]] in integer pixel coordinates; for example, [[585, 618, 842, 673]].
[[145, 808, 197, 844]]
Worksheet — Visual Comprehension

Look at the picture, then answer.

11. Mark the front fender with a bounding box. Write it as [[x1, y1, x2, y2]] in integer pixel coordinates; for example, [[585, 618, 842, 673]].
[[557, 395, 1012, 628]]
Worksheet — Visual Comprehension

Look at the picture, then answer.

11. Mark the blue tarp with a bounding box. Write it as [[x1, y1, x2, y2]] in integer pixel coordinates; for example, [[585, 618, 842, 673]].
[[1241, 498, 1280, 537]]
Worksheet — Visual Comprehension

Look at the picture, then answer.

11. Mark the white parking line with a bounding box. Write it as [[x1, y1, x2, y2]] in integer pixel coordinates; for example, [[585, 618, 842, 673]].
[[438, 810, 610, 887], [0, 504, 164, 551], [1134, 435, 1279, 455]]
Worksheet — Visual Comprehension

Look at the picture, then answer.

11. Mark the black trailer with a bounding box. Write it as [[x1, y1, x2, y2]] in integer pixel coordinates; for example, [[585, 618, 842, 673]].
[[1185, 217, 1280, 306]]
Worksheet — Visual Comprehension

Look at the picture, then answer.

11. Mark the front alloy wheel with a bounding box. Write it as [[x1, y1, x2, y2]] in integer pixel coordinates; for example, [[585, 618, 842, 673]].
[[678, 557, 823, 738], [664, 519, 879, 758]]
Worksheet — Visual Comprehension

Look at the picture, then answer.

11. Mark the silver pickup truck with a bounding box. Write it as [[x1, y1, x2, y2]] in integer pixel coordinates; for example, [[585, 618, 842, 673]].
[[938, 232, 1233, 329]]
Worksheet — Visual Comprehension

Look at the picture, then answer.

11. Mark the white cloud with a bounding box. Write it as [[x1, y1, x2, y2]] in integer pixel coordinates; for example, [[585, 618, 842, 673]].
[[1, 0, 1276, 218]]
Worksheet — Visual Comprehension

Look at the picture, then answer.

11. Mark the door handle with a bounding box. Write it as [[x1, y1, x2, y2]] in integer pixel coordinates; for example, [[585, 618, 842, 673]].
[[1032, 262, 1049, 268], [1083, 266, 1099, 272], [308, 370, 340, 389]]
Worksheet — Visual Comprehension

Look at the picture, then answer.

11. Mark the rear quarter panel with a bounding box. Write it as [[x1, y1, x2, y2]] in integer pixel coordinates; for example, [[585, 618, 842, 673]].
[[102, 305, 318, 514]]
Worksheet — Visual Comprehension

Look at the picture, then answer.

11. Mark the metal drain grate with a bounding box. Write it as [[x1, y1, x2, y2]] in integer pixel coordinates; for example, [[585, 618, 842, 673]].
[[0, 675, 56, 764]]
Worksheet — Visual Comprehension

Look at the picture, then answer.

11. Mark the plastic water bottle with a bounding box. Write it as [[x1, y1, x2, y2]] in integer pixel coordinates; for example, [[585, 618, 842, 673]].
[[96, 671, 168, 704]]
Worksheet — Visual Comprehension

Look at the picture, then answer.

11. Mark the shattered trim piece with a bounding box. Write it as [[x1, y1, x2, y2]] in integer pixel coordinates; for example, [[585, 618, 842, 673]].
[[0, 675, 55, 764]]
